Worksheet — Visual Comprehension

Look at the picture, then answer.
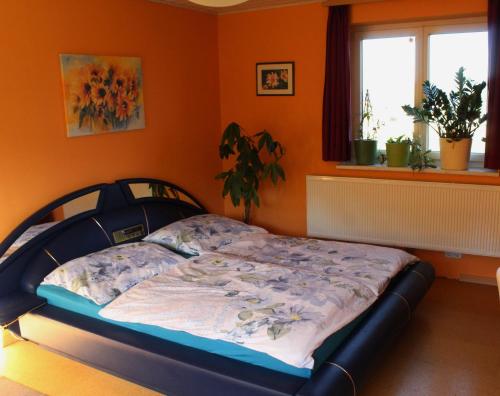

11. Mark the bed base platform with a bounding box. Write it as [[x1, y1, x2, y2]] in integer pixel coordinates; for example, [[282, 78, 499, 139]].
[[0, 179, 435, 396], [15, 261, 434, 396]]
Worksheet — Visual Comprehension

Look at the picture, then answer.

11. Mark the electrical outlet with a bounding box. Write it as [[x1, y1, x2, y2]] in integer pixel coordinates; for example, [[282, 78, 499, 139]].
[[445, 251, 462, 259]]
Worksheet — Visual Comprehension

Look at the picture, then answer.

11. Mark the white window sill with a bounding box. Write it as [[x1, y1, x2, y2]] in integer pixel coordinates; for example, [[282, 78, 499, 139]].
[[336, 163, 499, 177]]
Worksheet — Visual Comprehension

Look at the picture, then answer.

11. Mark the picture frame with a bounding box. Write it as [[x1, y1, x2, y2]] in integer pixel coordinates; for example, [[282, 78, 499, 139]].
[[256, 62, 295, 96], [60, 54, 145, 137]]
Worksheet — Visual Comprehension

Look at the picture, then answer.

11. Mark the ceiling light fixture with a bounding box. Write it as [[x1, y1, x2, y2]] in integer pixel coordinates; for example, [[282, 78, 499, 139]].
[[188, 0, 249, 7]]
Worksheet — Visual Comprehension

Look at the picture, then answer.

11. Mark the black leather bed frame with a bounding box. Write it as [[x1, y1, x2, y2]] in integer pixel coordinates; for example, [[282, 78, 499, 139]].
[[0, 178, 434, 396]]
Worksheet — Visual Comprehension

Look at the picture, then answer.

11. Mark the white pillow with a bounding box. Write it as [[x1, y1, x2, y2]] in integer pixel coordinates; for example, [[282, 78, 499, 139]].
[[143, 214, 268, 256], [42, 242, 186, 305]]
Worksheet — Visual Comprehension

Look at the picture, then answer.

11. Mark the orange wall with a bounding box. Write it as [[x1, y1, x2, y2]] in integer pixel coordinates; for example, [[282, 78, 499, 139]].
[[1, 0, 497, 281], [0, 0, 223, 239], [218, 0, 499, 280]]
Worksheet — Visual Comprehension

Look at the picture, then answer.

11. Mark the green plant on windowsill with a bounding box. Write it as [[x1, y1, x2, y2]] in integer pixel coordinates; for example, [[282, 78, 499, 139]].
[[386, 135, 412, 144], [402, 68, 487, 141], [354, 90, 382, 165], [402, 67, 487, 170], [409, 139, 436, 171], [379, 136, 435, 171], [386, 135, 412, 167], [357, 90, 382, 141], [215, 122, 285, 224]]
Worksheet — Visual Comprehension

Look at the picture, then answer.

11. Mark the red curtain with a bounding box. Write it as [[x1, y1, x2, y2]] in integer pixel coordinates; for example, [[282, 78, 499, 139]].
[[322, 6, 351, 161], [485, 0, 500, 169]]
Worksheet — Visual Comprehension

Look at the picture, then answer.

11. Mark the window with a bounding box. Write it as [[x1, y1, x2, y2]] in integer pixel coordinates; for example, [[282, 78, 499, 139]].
[[428, 30, 488, 155], [353, 18, 488, 163], [361, 35, 416, 146]]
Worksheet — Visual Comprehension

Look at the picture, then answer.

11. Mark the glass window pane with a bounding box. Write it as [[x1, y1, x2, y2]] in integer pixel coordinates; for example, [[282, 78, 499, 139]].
[[428, 31, 488, 154], [361, 36, 416, 147]]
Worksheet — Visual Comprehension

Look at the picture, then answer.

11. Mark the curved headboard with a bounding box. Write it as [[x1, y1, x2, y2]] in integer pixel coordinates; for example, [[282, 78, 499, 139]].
[[0, 179, 207, 297]]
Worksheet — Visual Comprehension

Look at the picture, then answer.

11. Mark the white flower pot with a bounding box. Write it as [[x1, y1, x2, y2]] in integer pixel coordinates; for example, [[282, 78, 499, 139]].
[[439, 138, 472, 171]]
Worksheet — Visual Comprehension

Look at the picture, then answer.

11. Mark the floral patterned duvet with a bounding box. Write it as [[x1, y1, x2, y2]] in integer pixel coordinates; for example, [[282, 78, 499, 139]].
[[214, 234, 417, 296], [99, 238, 416, 369]]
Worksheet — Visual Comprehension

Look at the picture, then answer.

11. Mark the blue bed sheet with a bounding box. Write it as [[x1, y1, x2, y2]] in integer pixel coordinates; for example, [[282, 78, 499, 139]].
[[37, 284, 363, 378]]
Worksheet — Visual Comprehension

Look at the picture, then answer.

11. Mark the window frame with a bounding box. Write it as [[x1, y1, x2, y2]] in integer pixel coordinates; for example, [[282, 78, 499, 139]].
[[351, 17, 488, 165]]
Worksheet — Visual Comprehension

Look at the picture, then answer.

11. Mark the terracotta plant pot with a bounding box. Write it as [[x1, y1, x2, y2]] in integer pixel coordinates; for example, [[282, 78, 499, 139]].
[[353, 139, 377, 165], [386, 142, 410, 167], [439, 138, 472, 171]]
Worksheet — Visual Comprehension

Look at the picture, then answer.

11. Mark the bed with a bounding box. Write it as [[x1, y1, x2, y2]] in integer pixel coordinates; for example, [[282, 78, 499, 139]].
[[0, 178, 434, 396]]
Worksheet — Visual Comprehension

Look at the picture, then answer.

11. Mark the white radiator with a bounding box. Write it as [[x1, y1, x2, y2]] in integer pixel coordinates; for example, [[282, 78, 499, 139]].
[[306, 176, 500, 258]]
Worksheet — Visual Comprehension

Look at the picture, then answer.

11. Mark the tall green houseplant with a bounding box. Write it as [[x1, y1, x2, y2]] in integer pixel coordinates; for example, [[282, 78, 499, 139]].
[[216, 123, 285, 224], [402, 67, 487, 170]]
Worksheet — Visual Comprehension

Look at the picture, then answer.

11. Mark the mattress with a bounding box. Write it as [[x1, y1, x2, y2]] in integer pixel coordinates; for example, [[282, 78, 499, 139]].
[[37, 284, 364, 378]]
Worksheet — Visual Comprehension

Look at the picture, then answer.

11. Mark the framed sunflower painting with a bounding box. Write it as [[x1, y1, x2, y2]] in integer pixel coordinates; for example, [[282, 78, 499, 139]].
[[60, 54, 145, 137], [256, 62, 294, 96]]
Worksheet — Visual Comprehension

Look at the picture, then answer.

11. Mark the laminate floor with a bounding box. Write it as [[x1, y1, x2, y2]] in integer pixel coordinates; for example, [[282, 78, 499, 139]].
[[362, 278, 500, 396]]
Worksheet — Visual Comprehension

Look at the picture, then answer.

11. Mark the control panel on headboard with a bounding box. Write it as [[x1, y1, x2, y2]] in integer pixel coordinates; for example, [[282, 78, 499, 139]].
[[112, 224, 146, 244]]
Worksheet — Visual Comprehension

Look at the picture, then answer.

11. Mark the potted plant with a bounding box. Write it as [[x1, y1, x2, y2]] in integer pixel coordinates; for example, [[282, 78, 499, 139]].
[[380, 136, 436, 171], [354, 90, 382, 165], [386, 135, 411, 167], [409, 138, 436, 171], [216, 122, 285, 224], [402, 67, 487, 170]]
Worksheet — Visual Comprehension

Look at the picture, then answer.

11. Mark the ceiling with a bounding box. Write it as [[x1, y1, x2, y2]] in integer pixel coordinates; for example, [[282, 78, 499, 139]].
[[150, 0, 322, 15]]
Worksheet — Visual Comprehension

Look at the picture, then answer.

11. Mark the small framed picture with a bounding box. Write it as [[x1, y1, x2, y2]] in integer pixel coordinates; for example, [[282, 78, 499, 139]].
[[256, 62, 295, 96]]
